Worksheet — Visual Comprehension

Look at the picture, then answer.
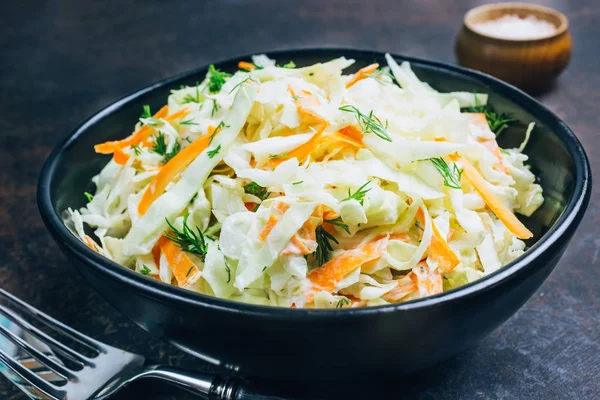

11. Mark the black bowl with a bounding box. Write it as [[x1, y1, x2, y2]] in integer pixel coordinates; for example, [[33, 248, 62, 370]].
[[37, 49, 591, 382]]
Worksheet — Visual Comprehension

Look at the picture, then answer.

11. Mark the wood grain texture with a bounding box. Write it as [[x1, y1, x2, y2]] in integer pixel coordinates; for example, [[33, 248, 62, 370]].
[[0, 0, 598, 399]]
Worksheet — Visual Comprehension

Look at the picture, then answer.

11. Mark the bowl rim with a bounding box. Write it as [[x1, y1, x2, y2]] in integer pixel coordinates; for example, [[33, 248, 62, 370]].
[[463, 2, 569, 43], [37, 47, 591, 319]]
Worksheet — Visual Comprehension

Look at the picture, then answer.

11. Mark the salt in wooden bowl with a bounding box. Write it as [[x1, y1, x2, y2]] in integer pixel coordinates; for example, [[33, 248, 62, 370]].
[[455, 3, 571, 93]]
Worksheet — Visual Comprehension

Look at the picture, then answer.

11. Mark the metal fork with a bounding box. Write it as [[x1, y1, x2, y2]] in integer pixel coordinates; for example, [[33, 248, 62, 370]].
[[0, 288, 275, 400]]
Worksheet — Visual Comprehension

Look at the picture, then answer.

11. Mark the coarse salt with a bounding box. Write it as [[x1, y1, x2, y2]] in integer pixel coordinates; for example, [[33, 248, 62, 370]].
[[474, 14, 556, 40]]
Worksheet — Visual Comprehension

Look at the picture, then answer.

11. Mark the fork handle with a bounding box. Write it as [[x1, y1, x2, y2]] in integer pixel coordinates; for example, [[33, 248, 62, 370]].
[[139, 365, 290, 399]]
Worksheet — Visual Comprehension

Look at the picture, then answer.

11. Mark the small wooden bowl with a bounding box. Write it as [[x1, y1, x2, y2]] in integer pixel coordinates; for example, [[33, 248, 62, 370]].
[[455, 3, 571, 93]]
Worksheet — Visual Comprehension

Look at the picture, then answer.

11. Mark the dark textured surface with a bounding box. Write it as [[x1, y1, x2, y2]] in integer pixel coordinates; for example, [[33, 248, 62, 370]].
[[0, 0, 598, 399]]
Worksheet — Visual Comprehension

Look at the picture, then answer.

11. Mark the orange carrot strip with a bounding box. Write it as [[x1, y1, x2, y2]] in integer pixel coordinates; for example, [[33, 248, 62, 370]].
[[268, 124, 328, 168], [152, 241, 162, 267], [158, 237, 200, 287], [411, 262, 443, 297], [288, 86, 328, 124], [451, 155, 533, 239], [429, 222, 460, 272], [467, 113, 510, 174], [291, 234, 311, 254], [345, 63, 379, 88], [94, 106, 188, 154], [238, 61, 257, 70], [259, 215, 279, 241], [274, 201, 291, 215], [281, 218, 315, 256], [321, 131, 364, 149], [299, 218, 316, 241], [415, 208, 460, 271], [83, 236, 99, 252], [308, 236, 389, 293], [113, 147, 130, 165], [383, 275, 417, 302], [339, 125, 363, 142], [138, 125, 216, 215], [154, 105, 169, 118], [244, 202, 256, 212], [389, 233, 411, 242]]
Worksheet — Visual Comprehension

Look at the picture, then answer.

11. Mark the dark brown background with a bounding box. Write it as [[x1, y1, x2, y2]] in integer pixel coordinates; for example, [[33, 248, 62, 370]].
[[1, 0, 598, 399]]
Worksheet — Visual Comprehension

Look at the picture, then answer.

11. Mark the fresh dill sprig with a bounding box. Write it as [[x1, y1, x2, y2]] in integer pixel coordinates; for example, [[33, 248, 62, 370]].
[[180, 119, 199, 126], [340, 181, 371, 205], [140, 264, 151, 275], [211, 99, 220, 117], [429, 157, 463, 189], [141, 104, 152, 119], [336, 297, 351, 309], [224, 258, 231, 283], [207, 144, 221, 158], [208, 65, 231, 93], [465, 92, 517, 136], [367, 69, 395, 84], [292, 180, 303, 185], [84, 192, 94, 202], [151, 132, 168, 156], [152, 132, 180, 163], [165, 214, 208, 261], [132, 144, 142, 155], [269, 152, 289, 159], [243, 181, 271, 211], [315, 225, 338, 267], [282, 61, 296, 68], [183, 82, 201, 103], [338, 105, 392, 142], [210, 121, 227, 144], [323, 216, 350, 234], [228, 77, 257, 94]]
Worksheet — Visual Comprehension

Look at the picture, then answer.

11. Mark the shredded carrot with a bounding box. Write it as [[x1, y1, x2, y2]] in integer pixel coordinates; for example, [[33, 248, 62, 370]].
[[312, 205, 324, 219], [308, 236, 389, 293], [274, 201, 291, 215], [238, 61, 257, 70], [339, 125, 363, 142], [244, 202, 256, 212], [467, 113, 510, 174], [289, 235, 312, 254], [415, 209, 460, 272], [451, 155, 533, 239], [83, 236, 99, 252], [281, 222, 315, 256], [152, 241, 161, 267], [154, 105, 169, 118], [288, 86, 328, 124], [383, 275, 416, 302], [321, 131, 364, 149], [267, 124, 328, 168], [94, 106, 188, 154], [345, 63, 379, 88], [259, 215, 279, 241], [137, 125, 217, 215], [113, 147, 129, 165], [158, 237, 200, 287], [389, 233, 411, 242], [322, 210, 340, 220], [411, 261, 443, 297], [299, 218, 316, 241], [429, 222, 460, 272]]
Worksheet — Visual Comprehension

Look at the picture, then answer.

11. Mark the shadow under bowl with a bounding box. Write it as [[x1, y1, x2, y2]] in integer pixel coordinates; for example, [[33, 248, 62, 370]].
[[37, 48, 591, 383]]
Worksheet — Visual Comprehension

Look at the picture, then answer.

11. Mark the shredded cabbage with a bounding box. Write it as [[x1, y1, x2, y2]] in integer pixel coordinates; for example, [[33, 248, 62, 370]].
[[66, 53, 543, 308]]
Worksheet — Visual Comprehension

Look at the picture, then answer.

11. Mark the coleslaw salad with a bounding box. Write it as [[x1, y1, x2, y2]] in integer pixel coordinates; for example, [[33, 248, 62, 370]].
[[65, 53, 543, 309]]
